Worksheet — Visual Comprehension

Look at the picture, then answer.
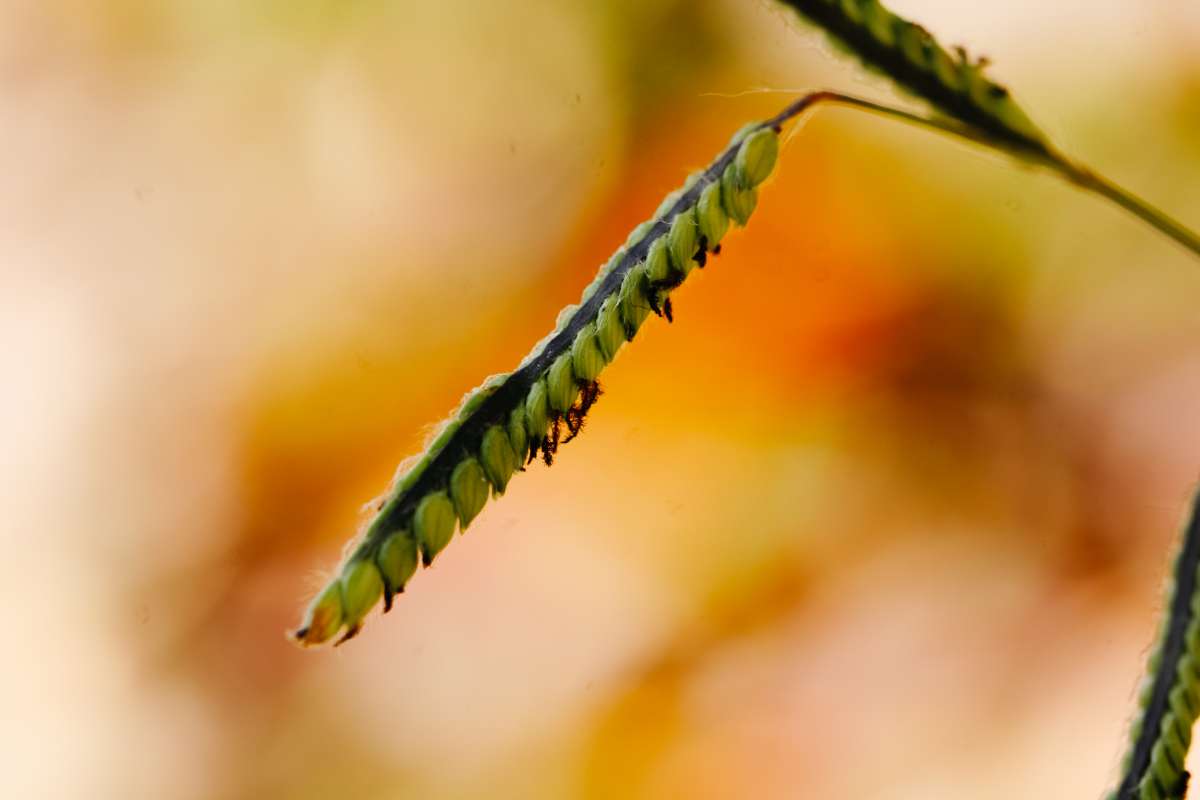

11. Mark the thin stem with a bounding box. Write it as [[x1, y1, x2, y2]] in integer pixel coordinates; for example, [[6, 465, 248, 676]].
[[1051, 159, 1200, 259], [785, 91, 1200, 260], [771, 90, 990, 144]]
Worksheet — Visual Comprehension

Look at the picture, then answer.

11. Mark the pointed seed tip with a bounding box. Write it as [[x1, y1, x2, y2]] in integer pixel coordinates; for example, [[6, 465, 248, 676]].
[[334, 624, 361, 647]]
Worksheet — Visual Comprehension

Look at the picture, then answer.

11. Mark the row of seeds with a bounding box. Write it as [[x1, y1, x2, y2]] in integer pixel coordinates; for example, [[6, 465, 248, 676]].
[[293, 125, 780, 646], [801, 0, 1048, 151]]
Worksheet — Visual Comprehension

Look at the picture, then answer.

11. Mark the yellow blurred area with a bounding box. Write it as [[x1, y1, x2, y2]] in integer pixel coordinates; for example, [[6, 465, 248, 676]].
[[4, 1, 1200, 797]]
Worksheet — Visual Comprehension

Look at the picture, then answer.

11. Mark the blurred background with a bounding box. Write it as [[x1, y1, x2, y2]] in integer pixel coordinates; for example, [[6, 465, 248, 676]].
[[4, 1, 1200, 797]]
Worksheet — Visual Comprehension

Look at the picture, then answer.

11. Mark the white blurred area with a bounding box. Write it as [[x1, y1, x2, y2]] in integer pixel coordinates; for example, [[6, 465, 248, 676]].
[[1, 1, 1199, 798]]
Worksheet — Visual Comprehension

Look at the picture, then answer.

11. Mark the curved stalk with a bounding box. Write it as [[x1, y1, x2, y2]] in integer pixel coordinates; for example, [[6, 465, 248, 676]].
[[1052, 161, 1200, 259], [784, 92, 1200, 259]]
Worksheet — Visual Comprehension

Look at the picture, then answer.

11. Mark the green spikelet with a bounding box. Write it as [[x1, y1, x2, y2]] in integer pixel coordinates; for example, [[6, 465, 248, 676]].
[[525, 378, 550, 443], [339, 559, 383, 639], [595, 296, 626, 362], [735, 128, 779, 187], [449, 458, 489, 529], [571, 323, 605, 382], [726, 121, 760, 147], [377, 531, 418, 607], [721, 163, 757, 226], [644, 237, 671, 286], [667, 209, 699, 277], [547, 353, 579, 414], [506, 406, 528, 465], [480, 425, 518, 494], [619, 264, 652, 337], [414, 491, 457, 566], [696, 181, 728, 247], [293, 582, 344, 647], [777, 0, 1051, 157]]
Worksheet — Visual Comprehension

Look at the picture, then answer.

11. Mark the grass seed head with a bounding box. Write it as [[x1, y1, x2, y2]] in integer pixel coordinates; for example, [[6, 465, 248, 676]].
[[778, 0, 1051, 156], [292, 96, 815, 645]]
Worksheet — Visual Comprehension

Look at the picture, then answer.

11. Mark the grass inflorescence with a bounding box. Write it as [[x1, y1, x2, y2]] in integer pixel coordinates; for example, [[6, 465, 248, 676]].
[[293, 103, 802, 647], [775, 0, 1200, 257], [777, 0, 1051, 160], [1110, 491, 1200, 800]]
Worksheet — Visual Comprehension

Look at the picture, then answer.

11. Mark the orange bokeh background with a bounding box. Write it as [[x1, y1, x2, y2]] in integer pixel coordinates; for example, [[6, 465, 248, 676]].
[[4, 1, 1200, 797]]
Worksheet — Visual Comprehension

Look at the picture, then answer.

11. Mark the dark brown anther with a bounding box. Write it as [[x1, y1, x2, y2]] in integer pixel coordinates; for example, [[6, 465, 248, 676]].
[[663, 297, 674, 323], [334, 624, 362, 647], [694, 235, 708, 268], [564, 408, 582, 439], [542, 415, 562, 466], [647, 273, 684, 319], [712, 244, 721, 255], [561, 381, 602, 444]]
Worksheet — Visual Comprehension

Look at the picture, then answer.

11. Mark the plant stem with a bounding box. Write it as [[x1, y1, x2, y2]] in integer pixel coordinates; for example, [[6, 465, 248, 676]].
[[1050, 159, 1200, 259], [766, 90, 976, 140], [786, 91, 1200, 259]]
